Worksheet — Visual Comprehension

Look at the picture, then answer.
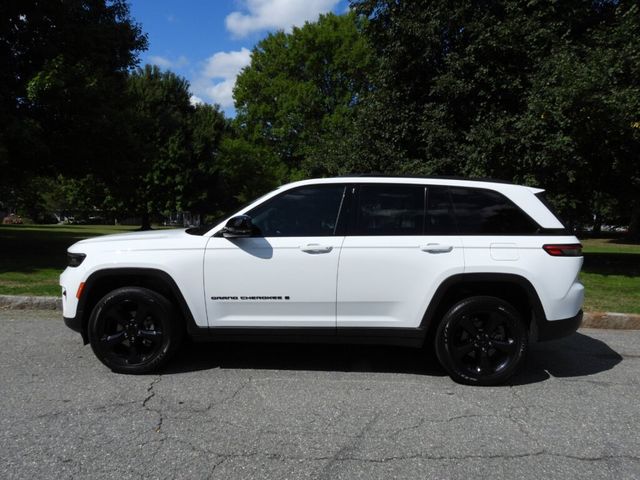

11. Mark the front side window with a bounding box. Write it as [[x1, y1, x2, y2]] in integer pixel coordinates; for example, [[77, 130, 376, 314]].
[[449, 187, 539, 234], [247, 185, 345, 237], [354, 184, 425, 235]]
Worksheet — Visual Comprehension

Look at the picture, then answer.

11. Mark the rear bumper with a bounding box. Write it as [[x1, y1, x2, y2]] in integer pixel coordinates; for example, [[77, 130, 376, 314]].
[[535, 310, 583, 342]]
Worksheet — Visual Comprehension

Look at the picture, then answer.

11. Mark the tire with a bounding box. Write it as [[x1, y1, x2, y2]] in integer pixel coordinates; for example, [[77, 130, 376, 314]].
[[435, 296, 528, 386], [88, 287, 183, 374]]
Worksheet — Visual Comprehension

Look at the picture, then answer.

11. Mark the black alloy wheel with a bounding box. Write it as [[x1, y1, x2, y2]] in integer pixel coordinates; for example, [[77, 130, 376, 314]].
[[88, 287, 182, 374], [435, 296, 527, 385]]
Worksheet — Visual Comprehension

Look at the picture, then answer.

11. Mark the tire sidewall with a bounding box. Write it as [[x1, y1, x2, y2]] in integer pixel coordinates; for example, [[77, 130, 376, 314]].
[[435, 296, 528, 386], [88, 287, 179, 374]]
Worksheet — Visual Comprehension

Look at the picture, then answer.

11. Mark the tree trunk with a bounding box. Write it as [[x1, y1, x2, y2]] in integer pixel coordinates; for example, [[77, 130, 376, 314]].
[[628, 201, 640, 241], [592, 213, 601, 235], [140, 211, 151, 231]]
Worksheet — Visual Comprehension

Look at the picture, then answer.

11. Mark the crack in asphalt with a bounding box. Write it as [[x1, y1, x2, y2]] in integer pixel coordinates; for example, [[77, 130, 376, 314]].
[[207, 457, 228, 479], [322, 451, 640, 464], [507, 385, 539, 445], [32, 400, 141, 420], [142, 375, 163, 433], [121, 435, 640, 467], [5, 312, 640, 479], [318, 412, 381, 479]]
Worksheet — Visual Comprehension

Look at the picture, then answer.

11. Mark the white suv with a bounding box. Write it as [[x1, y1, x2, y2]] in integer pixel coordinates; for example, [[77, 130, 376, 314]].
[[60, 177, 584, 385]]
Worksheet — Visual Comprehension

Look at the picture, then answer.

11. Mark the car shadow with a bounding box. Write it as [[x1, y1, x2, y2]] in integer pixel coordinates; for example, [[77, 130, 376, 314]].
[[166, 341, 447, 376], [164, 331, 622, 385], [228, 237, 274, 259], [509, 332, 623, 385]]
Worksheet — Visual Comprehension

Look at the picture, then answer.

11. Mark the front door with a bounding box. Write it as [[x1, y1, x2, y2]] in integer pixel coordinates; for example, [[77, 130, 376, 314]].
[[204, 184, 346, 327]]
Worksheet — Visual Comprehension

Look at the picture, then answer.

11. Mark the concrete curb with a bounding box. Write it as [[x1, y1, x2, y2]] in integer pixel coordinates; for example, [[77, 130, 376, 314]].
[[0, 294, 638, 330], [582, 311, 640, 330], [0, 295, 61, 311]]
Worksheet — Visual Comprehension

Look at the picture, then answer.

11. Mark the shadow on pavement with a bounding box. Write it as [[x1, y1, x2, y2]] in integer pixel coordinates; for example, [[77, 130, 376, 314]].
[[164, 331, 622, 386], [166, 341, 446, 377], [510, 332, 623, 385]]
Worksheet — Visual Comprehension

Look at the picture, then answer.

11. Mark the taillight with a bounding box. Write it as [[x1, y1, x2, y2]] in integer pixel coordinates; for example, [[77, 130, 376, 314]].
[[542, 244, 582, 257]]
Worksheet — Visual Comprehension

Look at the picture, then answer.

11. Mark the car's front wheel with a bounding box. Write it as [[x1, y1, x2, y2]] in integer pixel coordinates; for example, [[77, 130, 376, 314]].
[[435, 296, 528, 386], [88, 287, 182, 374]]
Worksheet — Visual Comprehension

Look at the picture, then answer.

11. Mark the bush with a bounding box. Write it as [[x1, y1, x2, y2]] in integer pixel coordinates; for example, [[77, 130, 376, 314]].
[[2, 214, 23, 224]]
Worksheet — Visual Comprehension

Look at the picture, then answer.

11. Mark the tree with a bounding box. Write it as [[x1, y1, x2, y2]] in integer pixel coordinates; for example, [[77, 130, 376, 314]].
[[111, 67, 244, 229], [181, 103, 228, 219], [108, 65, 194, 229], [233, 12, 375, 181], [0, 0, 147, 197], [514, 2, 640, 234], [350, 0, 640, 233]]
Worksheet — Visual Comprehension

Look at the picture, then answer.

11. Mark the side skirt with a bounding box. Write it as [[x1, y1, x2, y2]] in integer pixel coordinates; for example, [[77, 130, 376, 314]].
[[195, 327, 426, 348]]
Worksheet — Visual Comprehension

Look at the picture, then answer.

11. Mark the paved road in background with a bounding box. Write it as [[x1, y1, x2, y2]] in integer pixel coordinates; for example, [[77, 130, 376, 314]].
[[1, 310, 639, 479]]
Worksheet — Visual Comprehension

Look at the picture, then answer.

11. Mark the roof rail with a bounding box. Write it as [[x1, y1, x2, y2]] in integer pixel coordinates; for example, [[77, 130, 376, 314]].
[[335, 173, 516, 185]]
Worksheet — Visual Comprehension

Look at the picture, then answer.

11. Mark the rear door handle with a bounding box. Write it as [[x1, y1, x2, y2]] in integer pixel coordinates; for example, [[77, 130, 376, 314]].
[[420, 243, 453, 254], [300, 243, 333, 254]]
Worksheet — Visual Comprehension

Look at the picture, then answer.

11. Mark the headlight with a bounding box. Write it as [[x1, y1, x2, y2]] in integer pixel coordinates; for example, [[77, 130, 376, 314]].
[[67, 252, 86, 268]]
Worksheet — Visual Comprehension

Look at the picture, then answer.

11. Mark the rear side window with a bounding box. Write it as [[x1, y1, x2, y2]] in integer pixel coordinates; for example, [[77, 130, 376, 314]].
[[354, 184, 425, 235], [534, 192, 567, 229], [449, 187, 539, 234], [426, 186, 457, 235]]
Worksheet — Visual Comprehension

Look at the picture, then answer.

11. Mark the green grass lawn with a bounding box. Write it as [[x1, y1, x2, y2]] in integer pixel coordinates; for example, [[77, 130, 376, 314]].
[[0, 226, 638, 314], [0, 225, 162, 296], [580, 238, 640, 314]]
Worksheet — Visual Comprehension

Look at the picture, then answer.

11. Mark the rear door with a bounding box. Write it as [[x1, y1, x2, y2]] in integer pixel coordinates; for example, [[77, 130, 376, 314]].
[[336, 184, 464, 329]]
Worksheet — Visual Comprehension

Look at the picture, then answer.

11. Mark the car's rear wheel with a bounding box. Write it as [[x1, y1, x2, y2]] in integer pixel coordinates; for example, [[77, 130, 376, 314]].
[[88, 287, 182, 374], [435, 296, 527, 386]]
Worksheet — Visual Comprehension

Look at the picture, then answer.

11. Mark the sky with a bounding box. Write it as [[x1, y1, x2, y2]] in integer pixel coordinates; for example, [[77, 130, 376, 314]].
[[129, 0, 350, 116]]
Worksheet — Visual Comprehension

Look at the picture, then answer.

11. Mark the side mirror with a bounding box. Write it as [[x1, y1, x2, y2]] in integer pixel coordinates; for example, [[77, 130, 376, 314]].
[[222, 215, 254, 238]]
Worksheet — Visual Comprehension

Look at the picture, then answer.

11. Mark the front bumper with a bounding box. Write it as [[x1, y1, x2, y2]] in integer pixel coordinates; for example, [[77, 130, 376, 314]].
[[60, 266, 84, 319], [64, 315, 88, 344], [64, 315, 82, 333], [535, 310, 583, 342]]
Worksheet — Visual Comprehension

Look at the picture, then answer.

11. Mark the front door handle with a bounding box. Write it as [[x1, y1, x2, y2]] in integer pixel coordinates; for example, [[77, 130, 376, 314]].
[[300, 244, 333, 254], [420, 243, 453, 254]]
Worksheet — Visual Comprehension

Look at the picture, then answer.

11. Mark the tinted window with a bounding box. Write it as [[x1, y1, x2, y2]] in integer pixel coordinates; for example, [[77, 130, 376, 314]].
[[426, 186, 457, 235], [247, 185, 345, 237], [449, 187, 539, 234], [355, 184, 425, 235]]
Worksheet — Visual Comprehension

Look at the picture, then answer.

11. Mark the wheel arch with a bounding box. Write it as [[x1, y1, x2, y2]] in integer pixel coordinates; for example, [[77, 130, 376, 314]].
[[76, 268, 202, 344], [420, 273, 547, 344]]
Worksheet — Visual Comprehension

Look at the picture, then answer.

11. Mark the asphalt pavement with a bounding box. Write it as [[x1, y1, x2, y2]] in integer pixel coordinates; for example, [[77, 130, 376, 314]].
[[1, 310, 639, 479]]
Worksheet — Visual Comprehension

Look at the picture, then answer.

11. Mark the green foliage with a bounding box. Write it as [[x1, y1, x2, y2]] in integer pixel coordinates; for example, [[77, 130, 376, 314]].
[[350, 0, 640, 232], [514, 2, 640, 230], [233, 12, 376, 180], [184, 104, 230, 216], [102, 66, 212, 227], [216, 136, 285, 207], [124, 65, 192, 216], [0, 0, 147, 192], [11, 175, 113, 224], [3, 2, 638, 235]]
